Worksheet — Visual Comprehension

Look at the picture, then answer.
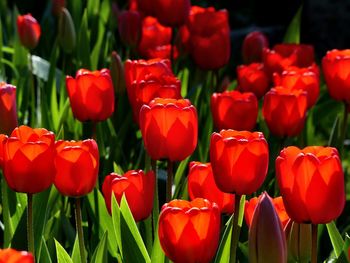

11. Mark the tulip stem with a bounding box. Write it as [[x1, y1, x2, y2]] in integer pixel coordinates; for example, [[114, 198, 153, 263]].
[[340, 102, 349, 155], [75, 198, 87, 263], [151, 159, 159, 234], [27, 193, 34, 255], [311, 224, 318, 263], [166, 160, 173, 202], [230, 194, 242, 263]]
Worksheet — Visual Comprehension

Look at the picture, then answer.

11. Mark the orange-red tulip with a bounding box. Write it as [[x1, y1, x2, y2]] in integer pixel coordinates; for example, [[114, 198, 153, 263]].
[[124, 59, 181, 122], [187, 162, 234, 214], [211, 90, 258, 131], [245, 196, 290, 228], [237, 63, 270, 99], [0, 82, 18, 135], [2, 125, 55, 194], [17, 14, 41, 49], [118, 10, 142, 47], [0, 248, 34, 263], [158, 198, 220, 263], [276, 146, 345, 224], [66, 69, 115, 122], [210, 130, 269, 195], [242, 31, 269, 64], [153, 0, 190, 27], [54, 139, 99, 197], [262, 86, 308, 137], [140, 98, 197, 161], [322, 49, 350, 102], [102, 170, 155, 222]]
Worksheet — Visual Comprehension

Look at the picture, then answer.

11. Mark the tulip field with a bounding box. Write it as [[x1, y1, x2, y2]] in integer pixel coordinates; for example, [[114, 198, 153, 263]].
[[1, 0, 350, 262]]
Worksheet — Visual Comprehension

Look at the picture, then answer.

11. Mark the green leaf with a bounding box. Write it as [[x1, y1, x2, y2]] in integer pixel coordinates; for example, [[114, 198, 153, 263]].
[[55, 239, 74, 263], [150, 225, 166, 263], [77, 10, 91, 68], [71, 235, 81, 263], [38, 237, 52, 263], [327, 221, 345, 258], [111, 195, 122, 258], [91, 231, 108, 263], [214, 215, 233, 263], [283, 5, 303, 44]]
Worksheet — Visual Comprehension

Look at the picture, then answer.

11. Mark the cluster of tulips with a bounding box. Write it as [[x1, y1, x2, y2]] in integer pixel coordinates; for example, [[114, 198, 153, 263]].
[[0, 0, 350, 262]]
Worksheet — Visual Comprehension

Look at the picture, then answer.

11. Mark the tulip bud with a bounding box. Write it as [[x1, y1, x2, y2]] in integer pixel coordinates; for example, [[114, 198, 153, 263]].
[[17, 14, 41, 50], [110, 51, 125, 94], [58, 8, 76, 53], [249, 192, 287, 263], [242, 31, 269, 64], [118, 10, 142, 47], [52, 0, 65, 16], [0, 82, 18, 135], [285, 221, 312, 262]]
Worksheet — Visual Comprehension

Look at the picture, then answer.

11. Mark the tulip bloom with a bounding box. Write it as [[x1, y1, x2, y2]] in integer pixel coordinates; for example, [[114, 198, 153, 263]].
[[158, 198, 220, 263], [242, 31, 269, 64], [54, 139, 99, 197], [184, 6, 230, 70], [17, 14, 41, 50], [263, 44, 314, 76], [273, 65, 319, 108], [0, 134, 6, 168], [322, 49, 350, 102], [2, 125, 55, 194], [153, 0, 190, 27], [245, 196, 290, 228], [0, 82, 18, 135], [210, 130, 269, 195], [262, 86, 308, 137], [124, 59, 181, 122], [118, 10, 142, 47], [102, 170, 155, 222], [66, 69, 115, 122], [249, 192, 287, 263], [140, 98, 198, 161], [236, 63, 270, 99], [187, 162, 234, 214], [0, 248, 34, 263], [276, 146, 345, 224], [211, 90, 258, 131]]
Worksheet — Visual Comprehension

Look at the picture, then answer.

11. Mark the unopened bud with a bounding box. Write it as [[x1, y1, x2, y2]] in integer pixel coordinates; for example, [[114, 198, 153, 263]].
[[110, 51, 125, 94], [58, 8, 76, 53]]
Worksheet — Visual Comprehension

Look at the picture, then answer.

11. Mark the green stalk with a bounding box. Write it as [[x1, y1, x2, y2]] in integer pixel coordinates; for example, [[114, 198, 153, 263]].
[[75, 198, 87, 263], [311, 224, 318, 263], [27, 193, 34, 255], [166, 160, 173, 202], [230, 195, 242, 263]]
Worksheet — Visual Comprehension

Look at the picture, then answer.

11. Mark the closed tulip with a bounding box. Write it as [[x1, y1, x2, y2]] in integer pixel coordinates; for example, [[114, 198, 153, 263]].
[[2, 125, 55, 194], [140, 98, 197, 161], [118, 10, 142, 47], [249, 192, 287, 263], [322, 49, 350, 102], [237, 63, 270, 99], [210, 130, 269, 195], [245, 196, 290, 228], [273, 65, 319, 108], [262, 86, 308, 137], [0, 82, 18, 135], [188, 162, 234, 214], [54, 139, 99, 197], [242, 31, 269, 64], [211, 90, 258, 131], [158, 198, 220, 263], [66, 69, 115, 122], [276, 146, 345, 224], [153, 0, 190, 27], [17, 14, 41, 50], [102, 170, 155, 222], [263, 44, 314, 76], [52, 0, 65, 16], [125, 59, 181, 122], [58, 8, 76, 53], [0, 248, 34, 263]]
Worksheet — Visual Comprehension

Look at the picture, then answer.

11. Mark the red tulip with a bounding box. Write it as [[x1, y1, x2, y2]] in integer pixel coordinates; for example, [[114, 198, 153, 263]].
[[0, 82, 18, 135], [0, 134, 6, 168], [136, 0, 154, 16], [322, 49, 350, 102], [184, 6, 230, 70], [158, 198, 220, 263], [124, 59, 181, 122], [242, 31, 269, 64], [153, 0, 190, 27], [0, 248, 34, 263], [237, 63, 270, 99], [138, 16, 174, 60], [210, 130, 269, 195], [118, 11, 142, 47], [263, 44, 314, 76], [276, 146, 345, 224], [54, 139, 99, 197], [211, 90, 258, 131], [245, 196, 290, 228], [187, 162, 235, 214], [66, 68, 115, 122], [2, 125, 55, 194], [17, 14, 41, 50], [102, 170, 155, 222], [140, 98, 197, 161], [262, 86, 308, 137], [273, 65, 319, 108]]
